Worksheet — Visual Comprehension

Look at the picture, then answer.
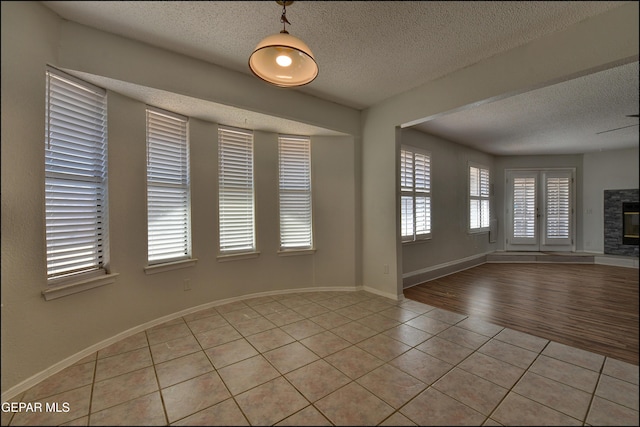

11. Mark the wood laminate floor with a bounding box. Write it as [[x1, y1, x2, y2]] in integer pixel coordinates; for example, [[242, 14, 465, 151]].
[[404, 263, 639, 366]]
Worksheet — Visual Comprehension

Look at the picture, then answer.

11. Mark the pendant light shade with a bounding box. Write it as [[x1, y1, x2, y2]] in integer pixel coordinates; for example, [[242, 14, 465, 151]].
[[248, 2, 318, 87]]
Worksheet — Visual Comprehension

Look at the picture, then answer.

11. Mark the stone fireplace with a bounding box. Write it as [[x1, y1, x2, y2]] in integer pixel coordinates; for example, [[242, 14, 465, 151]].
[[604, 189, 639, 257]]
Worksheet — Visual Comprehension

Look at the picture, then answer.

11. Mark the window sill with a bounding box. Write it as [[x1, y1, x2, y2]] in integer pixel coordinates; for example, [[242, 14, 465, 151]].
[[217, 251, 261, 262], [42, 272, 119, 301], [402, 237, 431, 246], [277, 248, 316, 257], [144, 258, 198, 275], [468, 229, 490, 235]]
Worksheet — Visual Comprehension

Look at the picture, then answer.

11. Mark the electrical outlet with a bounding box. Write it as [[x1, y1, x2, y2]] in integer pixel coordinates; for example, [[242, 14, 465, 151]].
[[383, 264, 389, 274], [183, 279, 191, 291]]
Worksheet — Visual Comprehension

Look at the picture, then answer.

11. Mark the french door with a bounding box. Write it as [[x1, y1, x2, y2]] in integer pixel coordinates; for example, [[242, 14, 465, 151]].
[[506, 169, 575, 252]]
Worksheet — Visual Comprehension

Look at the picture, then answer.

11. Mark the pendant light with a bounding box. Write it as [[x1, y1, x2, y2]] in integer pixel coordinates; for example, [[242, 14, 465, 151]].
[[249, 1, 318, 87]]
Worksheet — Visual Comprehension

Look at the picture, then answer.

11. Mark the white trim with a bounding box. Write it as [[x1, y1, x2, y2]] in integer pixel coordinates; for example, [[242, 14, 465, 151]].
[[402, 251, 493, 279], [468, 162, 491, 233], [486, 252, 639, 268], [594, 255, 639, 268], [278, 135, 314, 250], [400, 145, 432, 242], [144, 258, 198, 275], [277, 249, 317, 256], [146, 105, 188, 121], [42, 273, 119, 301], [45, 68, 109, 281], [145, 107, 191, 264], [361, 285, 403, 301], [505, 168, 576, 252], [46, 65, 105, 95], [217, 251, 261, 262], [217, 126, 256, 254]]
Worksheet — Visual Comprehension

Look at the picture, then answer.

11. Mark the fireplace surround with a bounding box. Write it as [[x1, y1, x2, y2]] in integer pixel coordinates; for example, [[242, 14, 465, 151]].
[[622, 202, 639, 245], [604, 189, 639, 257]]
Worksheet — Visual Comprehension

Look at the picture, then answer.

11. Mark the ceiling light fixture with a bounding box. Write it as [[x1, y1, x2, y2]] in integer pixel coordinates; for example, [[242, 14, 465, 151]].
[[249, 1, 318, 87]]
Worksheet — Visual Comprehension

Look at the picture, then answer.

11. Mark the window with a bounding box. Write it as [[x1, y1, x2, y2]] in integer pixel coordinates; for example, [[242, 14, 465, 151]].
[[512, 175, 536, 239], [45, 67, 108, 281], [400, 146, 431, 242], [146, 107, 191, 264], [469, 164, 490, 231], [218, 126, 256, 255], [545, 175, 571, 240], [278, 135, 313, 251]]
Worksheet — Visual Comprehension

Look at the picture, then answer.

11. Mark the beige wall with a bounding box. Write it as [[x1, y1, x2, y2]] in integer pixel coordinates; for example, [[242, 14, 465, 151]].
[[400, 137, 639, 279], [583, 147, 640, 253], [361, 2, 638, 299], [2, 1, 638, 397], [1, 2, 358, 395], [400, 129, 496, 276]]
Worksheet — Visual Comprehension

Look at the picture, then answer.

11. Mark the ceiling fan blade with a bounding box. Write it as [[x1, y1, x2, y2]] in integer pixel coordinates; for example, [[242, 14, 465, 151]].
[[626, 114, 639, 118], [596, 123, 640, 135]]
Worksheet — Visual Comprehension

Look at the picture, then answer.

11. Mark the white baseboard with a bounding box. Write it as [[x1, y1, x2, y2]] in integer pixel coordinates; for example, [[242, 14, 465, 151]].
[[402, 252, 490, 288], [594, 255, 639, 268], [402, 252, 638, 291], [1, 285, 362, 403], [361, 285, 403, 301]]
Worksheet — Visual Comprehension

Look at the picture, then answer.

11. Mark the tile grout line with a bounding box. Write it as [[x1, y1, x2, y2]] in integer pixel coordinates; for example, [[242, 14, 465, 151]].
[[7, 291, 638, 426]]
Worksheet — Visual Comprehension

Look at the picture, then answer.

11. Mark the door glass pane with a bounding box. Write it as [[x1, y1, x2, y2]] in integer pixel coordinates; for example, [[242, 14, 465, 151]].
[[513, 177, 536, 238], [546, 176, 570, 239]]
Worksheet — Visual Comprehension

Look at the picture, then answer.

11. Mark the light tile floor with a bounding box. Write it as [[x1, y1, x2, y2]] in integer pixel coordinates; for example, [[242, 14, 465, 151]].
[[2, 290, 638, 426]]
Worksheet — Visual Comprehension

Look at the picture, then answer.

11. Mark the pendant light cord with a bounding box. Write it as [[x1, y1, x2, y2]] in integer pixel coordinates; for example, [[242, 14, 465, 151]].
[[281, 2, 291, 33]]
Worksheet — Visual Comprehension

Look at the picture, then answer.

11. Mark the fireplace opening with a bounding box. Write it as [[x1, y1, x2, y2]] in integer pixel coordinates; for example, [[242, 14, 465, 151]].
[[622, 202, 639, 245]]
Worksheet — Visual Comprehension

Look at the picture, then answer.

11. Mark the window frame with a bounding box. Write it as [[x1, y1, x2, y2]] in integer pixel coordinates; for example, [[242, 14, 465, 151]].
[[400, 145, 432, 243], [468, 162, 491, 233], [277, 134, 314, 254], [217, 125, 258, 259], [43, 66, 118, 300], [144, 106, 194, 270]]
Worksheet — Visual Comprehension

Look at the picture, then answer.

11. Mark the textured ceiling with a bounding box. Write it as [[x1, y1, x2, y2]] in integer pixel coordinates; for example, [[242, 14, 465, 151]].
[[414, 61, 640, 155], [41, 1, 639, 154]]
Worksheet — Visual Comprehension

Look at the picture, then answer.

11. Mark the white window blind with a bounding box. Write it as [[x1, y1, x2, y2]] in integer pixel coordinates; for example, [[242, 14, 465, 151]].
[[45, 67, 108, 280], [218, 126, 255, 254], [469, 165, 490, 230], [146, 107, 191, 264], [513, 176, 536, 238], [278, 135, 313, 250], [546, 176, 570, 239], [400, 146, 431, 242]]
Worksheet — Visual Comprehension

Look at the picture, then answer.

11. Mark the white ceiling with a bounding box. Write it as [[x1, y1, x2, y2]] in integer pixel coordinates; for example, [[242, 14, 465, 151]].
[[42, 1, 639, 155], [413, 61, 639, 155]]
